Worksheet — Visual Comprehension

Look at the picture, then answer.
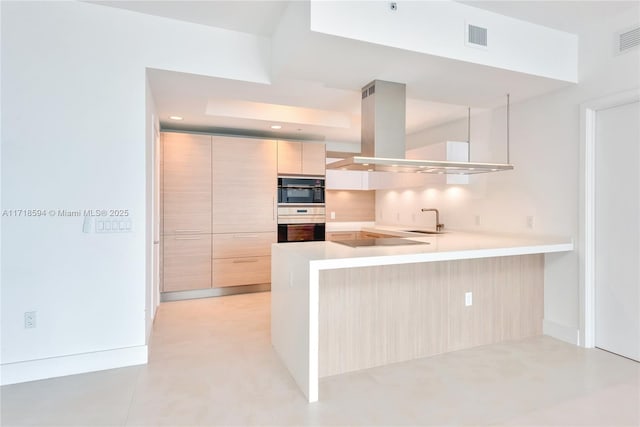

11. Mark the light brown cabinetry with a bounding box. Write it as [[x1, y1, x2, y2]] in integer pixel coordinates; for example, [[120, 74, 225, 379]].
[[212, 232, 275, 258], [162, 132, 212, 235], [212, 137, 277, 233], [211, 232, 275, 288], [163, 234, 212, 292], [277, 141, 326, 176], [211, 136, 277, 289], [161, 132, 280, 294], [162, 132, 212, 293]]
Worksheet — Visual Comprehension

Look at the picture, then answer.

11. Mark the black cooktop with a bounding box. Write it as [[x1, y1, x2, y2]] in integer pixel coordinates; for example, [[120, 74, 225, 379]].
[[332, 238, 431, 248]]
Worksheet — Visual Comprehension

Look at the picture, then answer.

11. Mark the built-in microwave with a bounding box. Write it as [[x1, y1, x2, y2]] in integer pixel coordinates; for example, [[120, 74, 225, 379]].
[[278, 177, 325, 205]]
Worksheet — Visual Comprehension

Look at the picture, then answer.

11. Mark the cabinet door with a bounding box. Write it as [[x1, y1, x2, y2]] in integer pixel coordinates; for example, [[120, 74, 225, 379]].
[[212, 232, 276, 259], [302, 142, 326, 176], [277, 141, 302, 175], [162, 132, 212, 234], [212, 256, 271, 287], [212, 137, 277, 233], [163, 234, 212, 292]]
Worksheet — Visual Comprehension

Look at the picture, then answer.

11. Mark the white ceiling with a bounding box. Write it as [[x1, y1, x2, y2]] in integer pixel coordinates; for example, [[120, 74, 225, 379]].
[[91, 1, 288, 36], [458, 1, 639, 34], [97, 1, 638, 147]]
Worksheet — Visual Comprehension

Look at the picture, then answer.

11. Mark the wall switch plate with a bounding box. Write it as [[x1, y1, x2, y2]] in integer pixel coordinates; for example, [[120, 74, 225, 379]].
[[24, 311, 36, 328], [330, 211, 336, 220], [465, 292, 473, 306]]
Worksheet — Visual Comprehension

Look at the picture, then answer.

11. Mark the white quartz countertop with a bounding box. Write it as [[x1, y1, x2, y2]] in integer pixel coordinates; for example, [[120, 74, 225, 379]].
[[274, 227, 574, 270]]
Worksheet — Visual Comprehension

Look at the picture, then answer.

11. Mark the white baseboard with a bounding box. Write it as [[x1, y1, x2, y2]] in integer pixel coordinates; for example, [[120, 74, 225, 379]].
[[543, 319, 580, 345], [0, 345, 148, 386]]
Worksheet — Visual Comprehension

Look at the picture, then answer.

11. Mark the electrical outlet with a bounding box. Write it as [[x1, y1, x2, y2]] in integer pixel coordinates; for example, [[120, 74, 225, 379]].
[[330, 211, 336, 220], [475, 215, 481, 226], [465, 292, 473, 306], [396, 212, 400, 221], [24, 311, 36, 328], [526, 216, 535, 229]]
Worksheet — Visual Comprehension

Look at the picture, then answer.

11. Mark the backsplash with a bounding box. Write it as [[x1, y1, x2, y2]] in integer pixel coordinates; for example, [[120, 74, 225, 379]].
[[326, 190, 375, 222]]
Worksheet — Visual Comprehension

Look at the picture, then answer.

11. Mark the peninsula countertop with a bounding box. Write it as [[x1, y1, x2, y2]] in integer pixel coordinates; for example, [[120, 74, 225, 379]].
[[274, 228, 574, 270], [271, 227, 573, 402]]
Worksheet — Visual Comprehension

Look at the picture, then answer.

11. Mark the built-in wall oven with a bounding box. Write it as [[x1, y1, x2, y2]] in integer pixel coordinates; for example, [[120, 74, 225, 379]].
[[277, 177, 326, 243]]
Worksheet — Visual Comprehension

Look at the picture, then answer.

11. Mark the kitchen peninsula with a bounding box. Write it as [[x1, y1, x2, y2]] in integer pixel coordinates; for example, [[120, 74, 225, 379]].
[[271, 229, 573, 402]]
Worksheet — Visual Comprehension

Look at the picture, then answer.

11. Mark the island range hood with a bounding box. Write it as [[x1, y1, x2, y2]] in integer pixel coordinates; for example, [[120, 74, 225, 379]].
[[326, 80, 514, 174]]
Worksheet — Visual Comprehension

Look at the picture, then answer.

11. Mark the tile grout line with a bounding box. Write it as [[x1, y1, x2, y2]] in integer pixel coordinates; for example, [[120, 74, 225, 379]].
[[122, 364, 145, 426]]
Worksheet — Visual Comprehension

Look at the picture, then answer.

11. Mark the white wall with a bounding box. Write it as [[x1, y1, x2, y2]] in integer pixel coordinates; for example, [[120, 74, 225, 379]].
[[0, 1, 270, 384], [377, 8, 640, 344], [310, 0, 577, 82]]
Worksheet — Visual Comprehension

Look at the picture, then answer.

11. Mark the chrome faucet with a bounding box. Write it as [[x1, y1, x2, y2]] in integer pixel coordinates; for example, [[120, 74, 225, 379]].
[[421, 208, 444, 232]]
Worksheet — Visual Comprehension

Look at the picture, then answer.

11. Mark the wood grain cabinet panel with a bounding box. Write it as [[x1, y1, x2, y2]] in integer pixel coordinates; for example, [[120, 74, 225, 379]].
[[302, 142, 326, 176], [277, 141, 302, 175], [163, 234, 212, 292], [277, 141, 326, 176], [212, 256, 271, 287], [162, 132, 212, 234], [212, 232, 276, 259], [212, 137, 277, 233]]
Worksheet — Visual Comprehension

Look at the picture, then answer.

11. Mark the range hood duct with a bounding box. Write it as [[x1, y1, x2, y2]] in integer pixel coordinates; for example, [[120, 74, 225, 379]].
[[327, 80, 514, 174]]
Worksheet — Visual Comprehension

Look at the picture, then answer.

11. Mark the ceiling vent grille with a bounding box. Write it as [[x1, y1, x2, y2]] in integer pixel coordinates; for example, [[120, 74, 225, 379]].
[[467, 24, 488, 47], [618, 26, 640, 53]]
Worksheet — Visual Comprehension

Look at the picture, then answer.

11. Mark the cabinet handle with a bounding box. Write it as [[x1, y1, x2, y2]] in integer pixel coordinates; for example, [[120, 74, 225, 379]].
[[232, 258, 259, 263], [175, 229, 201, 233], [175, 236, 202, 240]]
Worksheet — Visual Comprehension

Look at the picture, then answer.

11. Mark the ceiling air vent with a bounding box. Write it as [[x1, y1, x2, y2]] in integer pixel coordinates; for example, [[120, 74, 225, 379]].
[[467, 24, 488, 48], [618, 26, 640, 53]]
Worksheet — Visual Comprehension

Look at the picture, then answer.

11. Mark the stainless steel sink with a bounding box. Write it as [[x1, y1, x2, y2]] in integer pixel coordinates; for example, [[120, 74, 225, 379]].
[[403, 229, 446, 235]]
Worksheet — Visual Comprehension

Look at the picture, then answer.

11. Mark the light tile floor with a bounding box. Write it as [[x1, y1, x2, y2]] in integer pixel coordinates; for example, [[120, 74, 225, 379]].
[[2, 291, 639, 426]]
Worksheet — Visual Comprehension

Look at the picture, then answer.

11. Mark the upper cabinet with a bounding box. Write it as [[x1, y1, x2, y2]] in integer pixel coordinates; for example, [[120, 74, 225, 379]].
[[212, 136, 277, 233], [162, 132, 212, 235], [277, 141, 326, 176]]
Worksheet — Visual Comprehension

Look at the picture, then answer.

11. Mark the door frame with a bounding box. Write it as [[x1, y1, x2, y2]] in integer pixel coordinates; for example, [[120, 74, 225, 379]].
[[579, 88, 640, 348]]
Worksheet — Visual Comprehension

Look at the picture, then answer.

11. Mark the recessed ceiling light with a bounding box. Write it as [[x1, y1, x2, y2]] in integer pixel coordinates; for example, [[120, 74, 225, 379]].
[[270, 125, 282, 129], [169, 116, 183, 121]]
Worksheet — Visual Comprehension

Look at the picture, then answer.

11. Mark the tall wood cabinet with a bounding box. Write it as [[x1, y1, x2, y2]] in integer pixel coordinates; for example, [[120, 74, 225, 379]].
[[162, 132, 212, 292], [161, 132, 280, 294], [211, 136, 277, 288]]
